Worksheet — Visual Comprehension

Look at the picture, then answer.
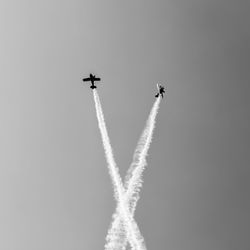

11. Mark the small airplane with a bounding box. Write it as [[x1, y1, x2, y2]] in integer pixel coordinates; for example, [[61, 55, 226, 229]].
[[82, 73, 101, 89], [155, 84, 165, 98]]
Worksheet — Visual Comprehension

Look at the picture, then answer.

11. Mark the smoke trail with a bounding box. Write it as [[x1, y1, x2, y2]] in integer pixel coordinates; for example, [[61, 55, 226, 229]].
[[125, 97, 161, 210], [105, 206, 127, 250], [93, 90, 146, 250], [106, 97, 161, 250]]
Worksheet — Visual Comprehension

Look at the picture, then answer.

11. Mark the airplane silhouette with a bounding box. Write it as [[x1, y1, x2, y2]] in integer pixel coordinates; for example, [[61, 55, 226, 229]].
[[83, 73, 101, 89], [155, 84, 165, 98]]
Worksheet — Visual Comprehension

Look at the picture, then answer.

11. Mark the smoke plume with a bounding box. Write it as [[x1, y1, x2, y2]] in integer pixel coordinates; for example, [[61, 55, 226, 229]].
[[93, 90, 146, 250], [105, 97, 161, 250]]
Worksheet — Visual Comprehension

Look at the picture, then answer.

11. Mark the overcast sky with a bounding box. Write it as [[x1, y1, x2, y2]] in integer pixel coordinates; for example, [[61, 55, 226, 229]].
[[0, 1, 250, 250]]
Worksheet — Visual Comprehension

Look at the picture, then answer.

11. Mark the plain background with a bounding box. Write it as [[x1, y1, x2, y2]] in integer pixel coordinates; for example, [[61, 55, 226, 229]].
[[0, 1, 249, 249]]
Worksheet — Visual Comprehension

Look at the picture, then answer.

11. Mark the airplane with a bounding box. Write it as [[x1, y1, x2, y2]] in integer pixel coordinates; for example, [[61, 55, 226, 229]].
[[155, 84, 165, 98], [82, 73, 101, 89]]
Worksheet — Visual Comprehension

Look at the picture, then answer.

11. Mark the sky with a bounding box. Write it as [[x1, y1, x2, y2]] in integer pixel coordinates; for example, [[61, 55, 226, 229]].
[[0, 0, 250, 250]]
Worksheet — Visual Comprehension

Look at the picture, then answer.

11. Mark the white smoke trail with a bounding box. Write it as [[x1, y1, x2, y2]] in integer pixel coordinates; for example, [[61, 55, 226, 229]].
[[125, 97, 161, 210], [93, 90, 146, 250], [106, 97, 161, 250]]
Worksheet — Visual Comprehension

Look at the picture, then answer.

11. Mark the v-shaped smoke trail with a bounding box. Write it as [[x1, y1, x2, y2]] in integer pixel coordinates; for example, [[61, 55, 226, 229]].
[[105, 97, 161, 250], [93, 90, 146, 250]]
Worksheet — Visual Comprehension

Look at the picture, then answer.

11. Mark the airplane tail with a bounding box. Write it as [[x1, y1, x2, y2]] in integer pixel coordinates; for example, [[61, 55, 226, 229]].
[[90, 86, 97, 89], [155, 93, 159, 98]]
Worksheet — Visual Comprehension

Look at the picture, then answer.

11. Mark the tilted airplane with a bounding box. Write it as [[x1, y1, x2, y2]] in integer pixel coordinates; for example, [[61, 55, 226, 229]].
[[155, 84, 165, 98], [82, 73, 101, 89]]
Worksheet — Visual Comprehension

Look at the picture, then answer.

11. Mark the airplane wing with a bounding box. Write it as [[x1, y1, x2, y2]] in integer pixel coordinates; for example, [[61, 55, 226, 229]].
[[94, 77, 101, 81], [83, 78, 91, 81]]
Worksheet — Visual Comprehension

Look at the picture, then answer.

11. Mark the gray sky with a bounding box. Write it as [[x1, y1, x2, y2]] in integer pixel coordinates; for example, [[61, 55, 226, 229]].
[[0, 1, 250, 250]]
